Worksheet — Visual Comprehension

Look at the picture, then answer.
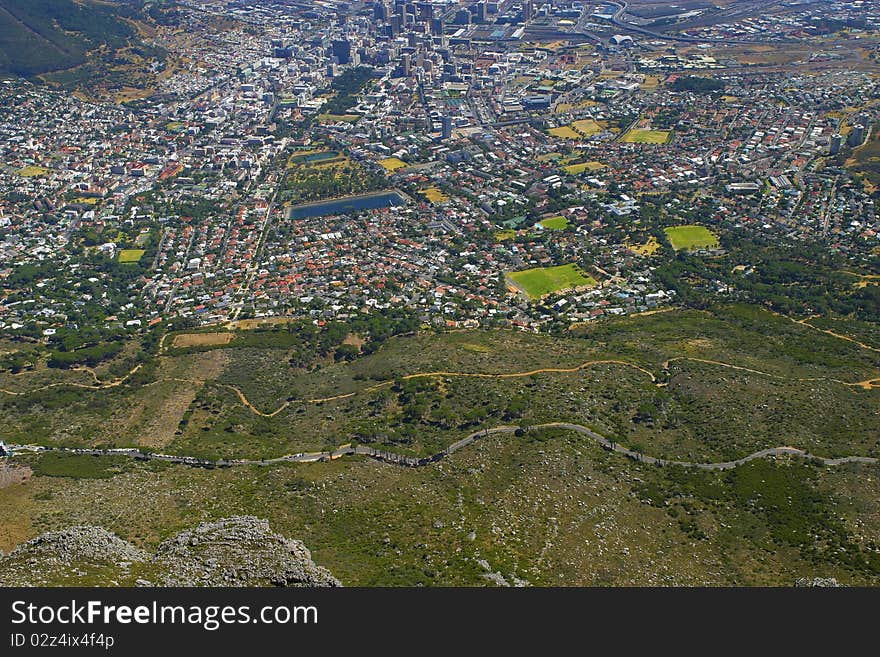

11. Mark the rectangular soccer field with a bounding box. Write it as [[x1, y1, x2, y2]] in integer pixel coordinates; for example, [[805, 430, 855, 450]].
[[664, 225, 719, 251], [508, 264, 597, 299], [118, 249, 145, 263], [621, 129, 671, 144], [539, 216, 569, 230]]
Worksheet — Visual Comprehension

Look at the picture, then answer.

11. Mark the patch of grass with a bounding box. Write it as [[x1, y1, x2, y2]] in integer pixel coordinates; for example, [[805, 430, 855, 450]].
[[630, 237, 661, 256], [539, 216, 570, 230], [508, 264, 596, 299], [571, 119, 604, 136], [548, 126, 581, 140], [31, 453, 130, 480], [378, 157, 407, 171], [317, 113, 361, 123], [118, 249, 145, 263], [17, 166, 48, 177], [419, 187, 448, 203], [621, 129, 671, 144], [494, 230, 516, 241], [563, 161, 606, 175], [664, 225, 719, 251]]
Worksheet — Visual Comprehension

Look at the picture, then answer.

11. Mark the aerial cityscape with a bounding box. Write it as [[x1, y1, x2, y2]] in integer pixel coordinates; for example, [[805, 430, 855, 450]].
[[0, 0, 878, 588]]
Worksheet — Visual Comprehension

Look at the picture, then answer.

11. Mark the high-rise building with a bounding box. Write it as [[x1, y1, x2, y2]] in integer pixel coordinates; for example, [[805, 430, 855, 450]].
[[373, 1, 389, 21], [441, 115, 453, 140], [331, 39, 352, 65], [477, 2, 488, 22], [454, 9, 471, 25], [829, 133, 843, 155], [848, 124, 866, 147], [389, 14, 402, 35], [522, 0, 534, 21]]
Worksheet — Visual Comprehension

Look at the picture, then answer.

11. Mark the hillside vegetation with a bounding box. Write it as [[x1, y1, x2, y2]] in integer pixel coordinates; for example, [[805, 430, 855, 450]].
[[0, 0, 137, 76]]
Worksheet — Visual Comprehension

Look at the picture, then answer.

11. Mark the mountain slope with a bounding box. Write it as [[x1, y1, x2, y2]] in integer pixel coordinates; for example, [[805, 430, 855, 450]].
[[0, 0, 138, 77]]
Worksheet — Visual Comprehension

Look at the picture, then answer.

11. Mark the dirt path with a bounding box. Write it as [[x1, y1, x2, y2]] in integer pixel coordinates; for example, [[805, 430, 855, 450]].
[[6, 422, 877, 473]]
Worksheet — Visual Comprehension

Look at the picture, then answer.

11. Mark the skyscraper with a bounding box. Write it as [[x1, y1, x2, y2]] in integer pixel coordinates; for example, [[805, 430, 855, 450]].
[[441, 115, 453, 140], [331, 39, 352, 65], [829, 133, 842, 155]]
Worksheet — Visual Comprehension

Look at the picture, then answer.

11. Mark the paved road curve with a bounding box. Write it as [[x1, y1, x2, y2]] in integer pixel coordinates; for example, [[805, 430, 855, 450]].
[[2, 423, 876, 471]]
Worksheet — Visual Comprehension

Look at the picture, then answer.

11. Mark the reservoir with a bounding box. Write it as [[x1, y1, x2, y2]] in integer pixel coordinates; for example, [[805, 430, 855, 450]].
[[287, 191, 406, 220]]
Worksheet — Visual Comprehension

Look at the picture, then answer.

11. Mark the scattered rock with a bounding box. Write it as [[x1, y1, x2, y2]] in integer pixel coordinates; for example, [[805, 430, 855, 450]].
[[0, 516, 340, 587], [794, 577, 841, 587]]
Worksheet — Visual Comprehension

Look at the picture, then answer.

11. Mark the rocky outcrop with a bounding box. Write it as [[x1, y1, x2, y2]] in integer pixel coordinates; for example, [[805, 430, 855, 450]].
[[794, 577, 841, 587], [151, 516, 341, 587], [0, 517, 340, 587], [0, 526, 149, 587]]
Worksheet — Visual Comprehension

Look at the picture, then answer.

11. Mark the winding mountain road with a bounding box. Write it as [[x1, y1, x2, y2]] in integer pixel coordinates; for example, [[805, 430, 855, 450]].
[[3, 421, 877, 473]]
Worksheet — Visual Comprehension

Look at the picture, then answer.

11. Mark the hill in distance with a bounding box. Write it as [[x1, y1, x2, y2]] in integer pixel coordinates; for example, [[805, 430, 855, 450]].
[[0, 0, 174, 88]]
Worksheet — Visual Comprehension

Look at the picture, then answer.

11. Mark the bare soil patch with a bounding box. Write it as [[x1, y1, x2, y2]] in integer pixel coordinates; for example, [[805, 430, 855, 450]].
[[172, 332, 233, 349]]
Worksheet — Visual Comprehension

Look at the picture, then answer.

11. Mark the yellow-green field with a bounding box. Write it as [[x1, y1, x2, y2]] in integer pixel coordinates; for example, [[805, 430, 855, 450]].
[[539, 216, 569, 230], [554, 100, 599, 114], [17, 166, 48, 177], [629, 236, 661, 256], [570, 119, 604, 136], [379, 157, 408, 171], [664, 225, 719, 251], [563, 161, 606, 175], [317, 114, 361, 123], [118, 249, 145, 264], [72, 197, 100, 205], [621, 129, 671, 144], [548, 126, 581, 139], [640, 75, 662, 90], [508, 264, 597, 299], [495, 230, 516, 241], [419, 187, 449, 203], [549, 119, 605, 140]]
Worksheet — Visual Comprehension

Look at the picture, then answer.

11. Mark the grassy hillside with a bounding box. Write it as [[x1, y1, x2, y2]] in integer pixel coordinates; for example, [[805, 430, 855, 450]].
[[1, 304, 878, 585], [1, 304, 878, 463], [0, 0, 172, 81]]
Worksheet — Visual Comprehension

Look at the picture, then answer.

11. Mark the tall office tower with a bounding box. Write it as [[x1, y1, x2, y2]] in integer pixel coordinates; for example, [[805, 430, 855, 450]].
[[389, 14, 402, 35], [475, 2, 488, 22], [829, 133, 843, 155], [441, 115, 453, 140], [401, 53, 411, 77], [331, 39, 352, 65], [848, 123, 866, 147], [454, 9, 471, 24], [429, 18, 443, 36], [373, 1, 388, 21], [522, 0, 534, 20]]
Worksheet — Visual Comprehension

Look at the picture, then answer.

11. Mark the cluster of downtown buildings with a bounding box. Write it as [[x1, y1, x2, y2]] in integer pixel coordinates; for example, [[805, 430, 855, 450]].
[[0, 0, 878, 339]]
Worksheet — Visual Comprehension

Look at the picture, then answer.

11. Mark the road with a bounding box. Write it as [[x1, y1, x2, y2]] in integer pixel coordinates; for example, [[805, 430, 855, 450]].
[[3, 422, 876, 472]]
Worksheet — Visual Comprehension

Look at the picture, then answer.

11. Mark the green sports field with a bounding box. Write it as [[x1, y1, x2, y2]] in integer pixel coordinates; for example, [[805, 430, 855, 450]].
[[508, 264, 597, 299], [539, 216, 569, 230], [664, 225, 719, 251], [621, 129, 671, 144], [118, 249, 145, 263]]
